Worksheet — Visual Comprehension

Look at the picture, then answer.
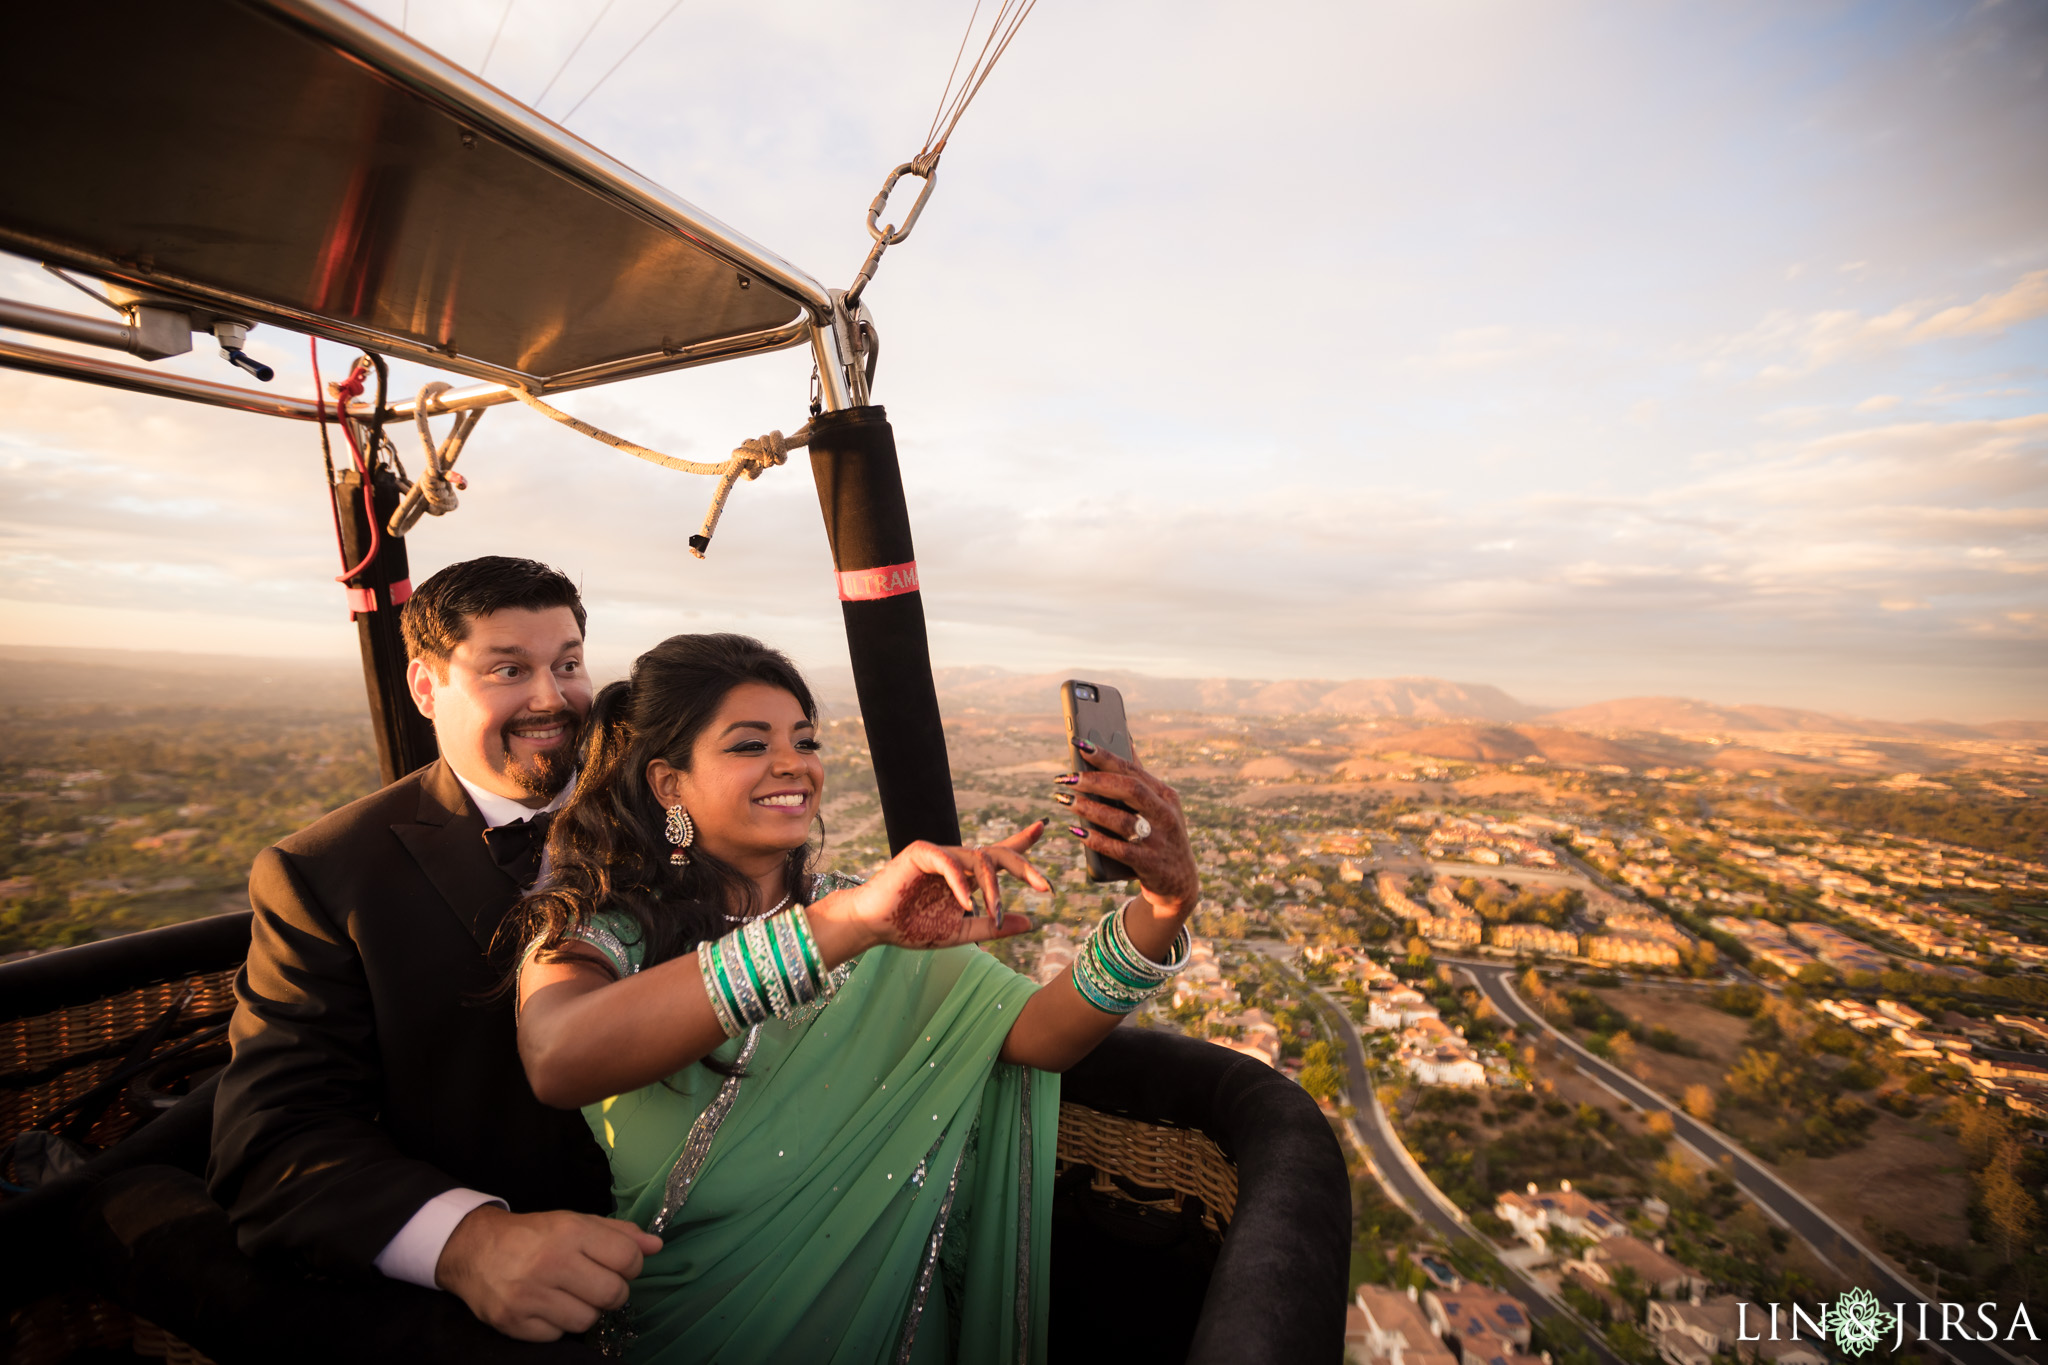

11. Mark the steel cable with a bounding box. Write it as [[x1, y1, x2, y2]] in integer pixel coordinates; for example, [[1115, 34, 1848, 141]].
[[564, 0, 689, 120], [535, 0, 620, 110], [918, 0, 1040, 166]]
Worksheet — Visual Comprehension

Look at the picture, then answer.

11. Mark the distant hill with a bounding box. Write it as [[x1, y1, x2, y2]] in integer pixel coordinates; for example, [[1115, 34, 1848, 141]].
[[1539, 695, 2041, 741], [920, 668, 1537, 721], [1364, 723, 1667, 768], [0, 646, 362, 712], [1542, 696, 1853, 735], [5, 649, 2036, 738]]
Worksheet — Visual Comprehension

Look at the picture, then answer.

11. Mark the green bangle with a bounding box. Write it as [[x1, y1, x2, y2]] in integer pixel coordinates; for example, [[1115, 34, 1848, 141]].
[[700, 944, 741, 1037], [745, 920, 792, 1019], [790, 906, 827, 993], [713, 937, 756, 1032], [1093, 937, 1159, 992], [1072, 943, 1147, 1014], [768, 912, 815, 1006], [716, 933, 768, 1029], [734, 930, 773, 1023]]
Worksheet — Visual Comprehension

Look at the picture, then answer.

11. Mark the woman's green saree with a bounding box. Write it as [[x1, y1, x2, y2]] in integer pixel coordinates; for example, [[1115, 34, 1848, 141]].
[[572, 877, 1059, 1364]]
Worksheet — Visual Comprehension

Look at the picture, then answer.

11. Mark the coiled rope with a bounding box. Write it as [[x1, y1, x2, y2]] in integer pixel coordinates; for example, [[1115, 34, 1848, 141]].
[[510, 388, 809, 558], [387, 382, 484, 537]]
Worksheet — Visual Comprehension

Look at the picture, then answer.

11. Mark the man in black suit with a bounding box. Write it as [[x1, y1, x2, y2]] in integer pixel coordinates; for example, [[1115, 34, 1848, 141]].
[[208, 556, 659, 1345]]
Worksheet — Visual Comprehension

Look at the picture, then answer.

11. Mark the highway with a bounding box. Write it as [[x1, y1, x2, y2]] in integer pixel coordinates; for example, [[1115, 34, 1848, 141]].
[[1246, 942, 1624, 1365], [1458, 961, 2019, 1365]]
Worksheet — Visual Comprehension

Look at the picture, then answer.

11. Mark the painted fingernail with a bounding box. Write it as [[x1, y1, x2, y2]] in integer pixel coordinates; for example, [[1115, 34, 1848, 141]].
[[1068, 826, 1089, 839], [1054, 773, 1079, 785], [1053, 791, 1075, 806], [1075, 739, 1096, 753]]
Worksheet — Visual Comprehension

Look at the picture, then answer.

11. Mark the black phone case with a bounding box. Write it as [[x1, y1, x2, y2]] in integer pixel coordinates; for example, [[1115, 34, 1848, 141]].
[[1061, 679, 1136, 882]]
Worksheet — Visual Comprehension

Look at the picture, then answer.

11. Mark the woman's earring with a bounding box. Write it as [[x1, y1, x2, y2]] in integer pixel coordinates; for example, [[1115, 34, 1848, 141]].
[[665, 806, 695, 867]]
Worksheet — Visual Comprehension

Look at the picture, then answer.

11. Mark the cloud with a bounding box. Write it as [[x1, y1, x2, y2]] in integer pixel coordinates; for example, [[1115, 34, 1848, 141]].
[[1399, 326, 1569, 377], [1716, 269, 2048, 380], [1911, 269, 2048, 342], [5, 0, 2047, 719]]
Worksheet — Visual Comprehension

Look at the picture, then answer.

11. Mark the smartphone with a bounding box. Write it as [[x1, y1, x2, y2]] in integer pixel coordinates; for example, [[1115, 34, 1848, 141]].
[[1061, 679, 1136, 882]]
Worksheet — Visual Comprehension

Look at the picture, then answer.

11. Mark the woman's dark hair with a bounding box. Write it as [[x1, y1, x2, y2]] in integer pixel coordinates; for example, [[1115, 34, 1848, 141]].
[[516, 632, 820, 981]]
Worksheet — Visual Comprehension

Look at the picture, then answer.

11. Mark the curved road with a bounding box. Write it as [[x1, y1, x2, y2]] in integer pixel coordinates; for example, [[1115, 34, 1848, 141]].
[[1460, 961, 2021, 1365], [1247, 944, 1624, 1365]]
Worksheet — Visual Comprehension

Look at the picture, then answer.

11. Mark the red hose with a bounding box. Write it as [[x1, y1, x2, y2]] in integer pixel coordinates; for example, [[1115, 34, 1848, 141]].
[[310, 338, 381, 585]]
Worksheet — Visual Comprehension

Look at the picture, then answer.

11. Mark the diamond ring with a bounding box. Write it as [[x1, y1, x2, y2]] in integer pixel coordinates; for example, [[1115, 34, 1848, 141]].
[[1129, 814, 1153, 843]]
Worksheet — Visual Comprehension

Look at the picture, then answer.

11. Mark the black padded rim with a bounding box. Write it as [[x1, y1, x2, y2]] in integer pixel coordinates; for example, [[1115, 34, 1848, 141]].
[[0, 912, 252, 1025], [1062, 1026, 1351, 1365]]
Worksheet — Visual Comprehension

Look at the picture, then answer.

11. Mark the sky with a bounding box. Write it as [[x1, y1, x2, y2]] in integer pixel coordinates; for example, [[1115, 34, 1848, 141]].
[[2, 0, 2045, 721]]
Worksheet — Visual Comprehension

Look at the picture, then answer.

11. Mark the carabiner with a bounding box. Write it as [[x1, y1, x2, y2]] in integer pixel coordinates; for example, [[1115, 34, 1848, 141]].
[[866, 161, 939, 246]]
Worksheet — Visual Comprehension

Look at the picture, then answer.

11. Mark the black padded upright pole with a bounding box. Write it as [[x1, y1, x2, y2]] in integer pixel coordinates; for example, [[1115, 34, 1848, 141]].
[[807, 406, 961, 852], [334, 466, 439, 785]]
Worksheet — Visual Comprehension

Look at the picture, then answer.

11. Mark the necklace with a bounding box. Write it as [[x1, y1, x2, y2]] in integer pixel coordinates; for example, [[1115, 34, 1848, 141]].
[[722, 890, 793, 924]]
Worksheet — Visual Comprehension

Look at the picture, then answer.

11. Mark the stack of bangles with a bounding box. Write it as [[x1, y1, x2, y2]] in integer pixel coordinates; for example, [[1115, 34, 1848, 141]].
[[1070, 900, 1193, 1015], [699, 905, 834, 1037]]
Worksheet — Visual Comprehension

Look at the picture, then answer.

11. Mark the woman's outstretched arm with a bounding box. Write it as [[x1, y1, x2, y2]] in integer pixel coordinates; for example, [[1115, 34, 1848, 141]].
[[518, 840, 1044, 1108], [999, 745, 1201, 1071]]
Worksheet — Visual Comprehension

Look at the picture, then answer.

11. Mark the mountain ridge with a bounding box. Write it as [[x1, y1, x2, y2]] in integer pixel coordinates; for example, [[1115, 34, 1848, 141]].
[[3, 646, 2039, 735]]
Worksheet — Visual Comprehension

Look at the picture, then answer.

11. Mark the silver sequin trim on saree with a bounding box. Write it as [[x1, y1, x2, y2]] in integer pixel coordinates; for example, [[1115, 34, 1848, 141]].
[[892, 1139, 965, 1364], [567, 923, 639, 978], [649, 1024, 761, 1237], [1013, 1068, 1034, 1365]]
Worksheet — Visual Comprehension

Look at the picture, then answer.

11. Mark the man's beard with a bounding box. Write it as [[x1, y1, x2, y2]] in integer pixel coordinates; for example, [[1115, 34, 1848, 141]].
[[499, 710, 582, 799]]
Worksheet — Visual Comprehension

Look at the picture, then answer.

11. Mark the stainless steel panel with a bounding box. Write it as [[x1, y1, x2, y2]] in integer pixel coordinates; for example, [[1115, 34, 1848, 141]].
[[0, 0, 825, 392]]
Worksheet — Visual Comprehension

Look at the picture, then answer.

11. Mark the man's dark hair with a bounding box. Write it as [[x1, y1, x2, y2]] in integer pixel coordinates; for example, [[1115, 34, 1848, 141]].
[[401, 557, 586, 676]]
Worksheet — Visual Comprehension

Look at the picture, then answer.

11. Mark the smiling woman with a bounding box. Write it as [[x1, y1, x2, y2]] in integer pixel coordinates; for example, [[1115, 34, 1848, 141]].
[[642, 681, 825, 884], [508, 632, 1211, 1362]]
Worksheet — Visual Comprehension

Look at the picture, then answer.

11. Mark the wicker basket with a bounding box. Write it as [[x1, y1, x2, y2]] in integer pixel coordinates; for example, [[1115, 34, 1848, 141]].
[[4, 979, 1233, 1364], [1, 970, 236, 1365], [1054, 1101, 1238, 1235], [132, 1317, 216, 1365], [0, 968, 239, 1154]]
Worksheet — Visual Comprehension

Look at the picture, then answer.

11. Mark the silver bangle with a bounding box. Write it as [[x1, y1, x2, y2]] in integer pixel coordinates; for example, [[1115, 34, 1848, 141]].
[[744, 919, 792, 1019], [700, 941, 744, 1038], [1108, 899, 1192, 982]]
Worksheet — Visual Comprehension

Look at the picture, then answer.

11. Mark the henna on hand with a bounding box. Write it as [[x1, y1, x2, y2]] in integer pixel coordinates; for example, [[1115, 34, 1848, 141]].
[[894, 873, 969, 947]]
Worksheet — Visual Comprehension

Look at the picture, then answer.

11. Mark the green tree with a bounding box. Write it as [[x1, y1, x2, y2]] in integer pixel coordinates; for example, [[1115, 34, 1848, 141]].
[[1981, 1140, 2040, 1264], [1608, 1031, 1644, 1078], [1725, 1049, 1791, 1104], [1299, 1040, 1345, 1102]]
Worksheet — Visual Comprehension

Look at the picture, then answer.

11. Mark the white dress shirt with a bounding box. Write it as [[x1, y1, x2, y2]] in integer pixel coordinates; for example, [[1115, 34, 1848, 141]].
[[371, 767, 573, 1289]]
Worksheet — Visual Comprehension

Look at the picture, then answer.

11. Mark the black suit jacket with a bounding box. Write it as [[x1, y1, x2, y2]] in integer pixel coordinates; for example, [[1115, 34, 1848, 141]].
[[207, 759, 612, 1274]]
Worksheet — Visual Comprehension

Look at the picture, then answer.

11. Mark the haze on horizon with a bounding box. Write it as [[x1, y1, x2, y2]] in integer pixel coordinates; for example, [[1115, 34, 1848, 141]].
[[1, 1, 2043, 723]]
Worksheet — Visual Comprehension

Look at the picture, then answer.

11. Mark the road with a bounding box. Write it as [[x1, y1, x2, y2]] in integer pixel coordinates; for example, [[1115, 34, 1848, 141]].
[[1244, 942, 1625, 1365], [1458, 961, 2022, 1365]]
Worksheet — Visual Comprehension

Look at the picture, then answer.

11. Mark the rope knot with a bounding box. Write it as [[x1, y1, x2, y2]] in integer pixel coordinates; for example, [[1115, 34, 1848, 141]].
[[387, 381, 485, 537], [688, 423, 814, 559], [733, 430, 794, 481]]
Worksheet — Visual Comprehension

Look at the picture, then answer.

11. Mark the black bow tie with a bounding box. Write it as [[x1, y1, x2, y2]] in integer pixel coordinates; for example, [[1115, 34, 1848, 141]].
[[483, 811, 554, 888]]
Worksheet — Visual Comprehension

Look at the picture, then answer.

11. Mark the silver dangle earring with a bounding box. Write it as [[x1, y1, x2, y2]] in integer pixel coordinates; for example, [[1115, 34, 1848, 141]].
[[665, 806, 695, 867]]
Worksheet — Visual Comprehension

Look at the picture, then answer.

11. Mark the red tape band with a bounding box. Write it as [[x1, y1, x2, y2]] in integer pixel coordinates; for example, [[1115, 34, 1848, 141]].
[[387, 577, 413, 606], [835, 560, 920, 602], [344, 586, 377, 616]]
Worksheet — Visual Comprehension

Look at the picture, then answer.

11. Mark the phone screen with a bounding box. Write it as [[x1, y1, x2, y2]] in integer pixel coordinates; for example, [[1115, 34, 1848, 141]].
[[1061, 679, 1136, 882]]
